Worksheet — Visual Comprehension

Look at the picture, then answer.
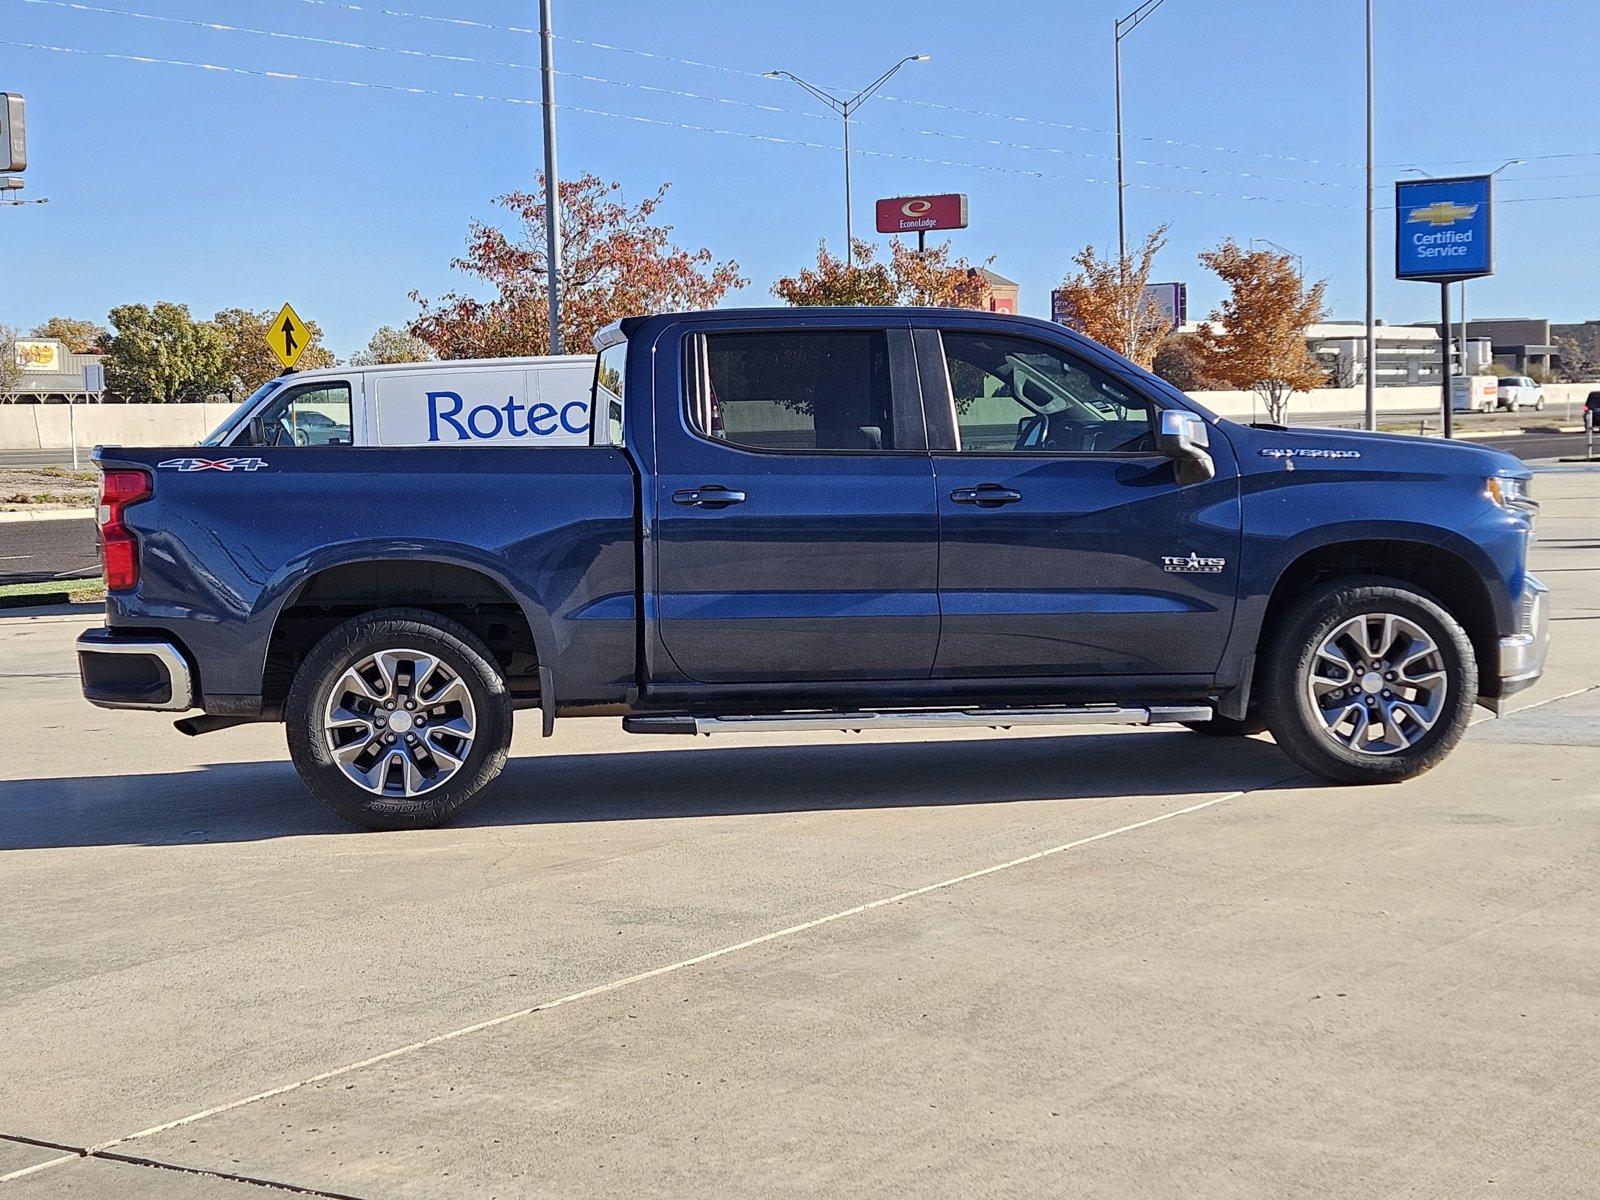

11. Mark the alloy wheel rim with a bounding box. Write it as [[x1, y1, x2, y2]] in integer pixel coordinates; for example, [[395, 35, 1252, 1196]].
[[1305, 613, 1448, 756], [323, 647, 477, 797]]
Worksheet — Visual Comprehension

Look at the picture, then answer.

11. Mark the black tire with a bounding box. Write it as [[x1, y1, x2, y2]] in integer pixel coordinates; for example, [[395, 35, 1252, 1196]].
[[1181, 712, 1268, 737], [285, 608, 513, 830], [1259, 577, 1477, 785]]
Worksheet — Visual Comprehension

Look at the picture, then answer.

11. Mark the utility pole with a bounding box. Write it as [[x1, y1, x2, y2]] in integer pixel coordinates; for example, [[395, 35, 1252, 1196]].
[[1113, 0, 1170, 269], [538, 0, 562, 355], [1363, 0, 1376, 431]]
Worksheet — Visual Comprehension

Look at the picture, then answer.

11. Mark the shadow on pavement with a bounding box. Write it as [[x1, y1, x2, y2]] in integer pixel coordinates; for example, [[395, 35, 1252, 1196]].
[[1, 731, 1309, 851]]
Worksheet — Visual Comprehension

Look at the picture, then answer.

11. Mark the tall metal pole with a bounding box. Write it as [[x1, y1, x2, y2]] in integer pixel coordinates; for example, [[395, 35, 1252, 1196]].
[[538, 0, 563, 355], [1459, 280, 1468, 376], [1440, 282, 1454, 439], [842, 111, 853, 251], [1363, 0, 1376, 430], [1114, 28, 1126, 265]]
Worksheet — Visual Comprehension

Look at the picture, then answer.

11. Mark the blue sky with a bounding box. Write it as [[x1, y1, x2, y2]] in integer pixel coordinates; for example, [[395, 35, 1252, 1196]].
[[4, 0, 1598, 357]]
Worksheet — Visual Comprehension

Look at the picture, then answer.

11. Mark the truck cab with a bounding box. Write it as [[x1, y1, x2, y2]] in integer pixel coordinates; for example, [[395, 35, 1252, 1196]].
[[77, 308, 1549, 830]]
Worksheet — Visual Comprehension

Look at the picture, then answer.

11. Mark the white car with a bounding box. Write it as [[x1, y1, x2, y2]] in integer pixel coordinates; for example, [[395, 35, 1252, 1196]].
[[1496, 375, 1545, 412]]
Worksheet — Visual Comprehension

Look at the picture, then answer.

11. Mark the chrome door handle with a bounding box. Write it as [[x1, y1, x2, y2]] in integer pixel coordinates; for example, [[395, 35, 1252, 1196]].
[[950, 485, 1022, 507], [673, 485, 747, 508]]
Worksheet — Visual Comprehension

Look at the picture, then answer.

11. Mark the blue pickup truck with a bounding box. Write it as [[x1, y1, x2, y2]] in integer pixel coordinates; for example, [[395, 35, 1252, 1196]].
[[77, 308, 1549, 830]]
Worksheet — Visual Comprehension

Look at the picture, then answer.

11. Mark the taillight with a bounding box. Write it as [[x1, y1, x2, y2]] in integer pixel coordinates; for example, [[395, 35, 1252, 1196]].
[[97, 468, 152, 591]]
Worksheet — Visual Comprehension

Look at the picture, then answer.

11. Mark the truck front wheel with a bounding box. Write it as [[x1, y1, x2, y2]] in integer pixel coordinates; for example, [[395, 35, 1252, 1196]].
[[1260, 578, 1477, 785], [285, 608, 514, 830]]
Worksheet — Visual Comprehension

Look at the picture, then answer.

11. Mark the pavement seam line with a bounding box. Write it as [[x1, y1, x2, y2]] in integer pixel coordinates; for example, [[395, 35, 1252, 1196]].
[[53, 775, 1294, 1169], [0, 1137, 371, 1198]]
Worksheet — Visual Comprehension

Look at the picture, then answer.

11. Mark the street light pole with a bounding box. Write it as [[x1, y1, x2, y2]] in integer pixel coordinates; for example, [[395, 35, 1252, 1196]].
[[765, 55, 930, 254], [1364, 0, 1375, 431], [1114, 0, 1170, 267], [538, 0, 562, 355]]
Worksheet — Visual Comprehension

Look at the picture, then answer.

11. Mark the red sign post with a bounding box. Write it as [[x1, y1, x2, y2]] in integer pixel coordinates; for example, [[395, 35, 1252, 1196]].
[[875, 193, 968, 237]]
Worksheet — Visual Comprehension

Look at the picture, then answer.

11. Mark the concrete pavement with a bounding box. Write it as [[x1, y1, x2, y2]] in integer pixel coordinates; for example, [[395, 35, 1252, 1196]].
[[2, 468, 1597, 1199]]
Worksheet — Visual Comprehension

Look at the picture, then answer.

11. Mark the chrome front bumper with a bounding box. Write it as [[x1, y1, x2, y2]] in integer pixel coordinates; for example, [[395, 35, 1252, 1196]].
[[76, 630, 195, 711], [1495, 574, 1550, 701]]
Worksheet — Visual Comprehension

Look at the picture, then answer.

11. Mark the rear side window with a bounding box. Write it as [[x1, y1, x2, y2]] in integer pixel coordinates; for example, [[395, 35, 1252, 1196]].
[[241, 382, 353, 447], [593, 342, 626, 447], [690, 330, 894, 452]]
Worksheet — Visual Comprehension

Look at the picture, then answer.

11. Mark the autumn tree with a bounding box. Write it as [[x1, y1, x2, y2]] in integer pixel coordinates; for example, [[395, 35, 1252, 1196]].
[[1152, 333, 1223, 392], [0, 324, 21, 399], [351, 325, 433, 366], [102, 303, 231, 403], [1050, 225, 1172, 369], [411, 174, 745, 359], [30, 316, 108, 354], [1190, 239, 1328, 424], [772, 238, 992, 308], [211, 308, 337, 399]]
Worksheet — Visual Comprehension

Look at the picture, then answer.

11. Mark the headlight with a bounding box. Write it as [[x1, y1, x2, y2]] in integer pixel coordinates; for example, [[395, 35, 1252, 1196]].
[[1486, 475, 1531, 510]]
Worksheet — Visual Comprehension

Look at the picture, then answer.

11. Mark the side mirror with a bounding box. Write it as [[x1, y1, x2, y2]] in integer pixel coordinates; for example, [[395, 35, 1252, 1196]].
[[1156, 409, 1215, 485], [248, 415, 269, 447], [1016, 413, 1047, 449]]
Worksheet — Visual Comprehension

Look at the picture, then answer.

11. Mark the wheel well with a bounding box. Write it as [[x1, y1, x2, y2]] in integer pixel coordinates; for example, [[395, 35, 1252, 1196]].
[[263, 560, 539, 709], [1259, 540, 1499, 687]]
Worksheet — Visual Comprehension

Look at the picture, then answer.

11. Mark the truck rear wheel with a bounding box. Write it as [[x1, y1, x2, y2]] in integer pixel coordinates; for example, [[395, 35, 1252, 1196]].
[[1260, 578, 1476, 785], [285, 608, 513, 830]]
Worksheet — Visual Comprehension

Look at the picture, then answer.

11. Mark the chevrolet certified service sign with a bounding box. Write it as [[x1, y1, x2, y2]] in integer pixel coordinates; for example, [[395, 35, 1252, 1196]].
[[1395, 174, 1493, 282], [373, 364, 592, 447]]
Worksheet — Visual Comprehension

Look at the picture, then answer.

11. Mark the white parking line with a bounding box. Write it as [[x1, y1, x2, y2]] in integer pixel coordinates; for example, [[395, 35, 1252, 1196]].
[[0, 773, 1297, 1184]]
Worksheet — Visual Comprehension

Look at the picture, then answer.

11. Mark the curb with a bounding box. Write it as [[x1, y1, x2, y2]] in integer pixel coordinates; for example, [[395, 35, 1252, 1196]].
[[0, 509, 94, 524]]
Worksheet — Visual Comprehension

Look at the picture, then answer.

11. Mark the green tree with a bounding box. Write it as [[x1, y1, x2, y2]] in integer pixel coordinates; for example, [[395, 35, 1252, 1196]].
[[30, 316, 109, 354], [103, 302, 231, 403], [212, 308, 337, 399], [351, 325, 434, 366]]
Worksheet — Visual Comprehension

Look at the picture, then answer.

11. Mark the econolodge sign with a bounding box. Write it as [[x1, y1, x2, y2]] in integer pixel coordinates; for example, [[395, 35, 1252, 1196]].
[[875, 193, 968, 234], [1395, 174, 1493, 282]]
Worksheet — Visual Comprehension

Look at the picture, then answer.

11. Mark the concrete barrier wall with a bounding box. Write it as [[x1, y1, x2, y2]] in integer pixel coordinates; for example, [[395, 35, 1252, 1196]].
[[4, 382, 1598, 452], [0, 403, 238, 452]]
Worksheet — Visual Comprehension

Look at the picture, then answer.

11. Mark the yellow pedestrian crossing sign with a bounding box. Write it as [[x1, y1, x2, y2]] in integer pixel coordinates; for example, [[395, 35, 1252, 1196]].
[[268, 302, 311, 369]]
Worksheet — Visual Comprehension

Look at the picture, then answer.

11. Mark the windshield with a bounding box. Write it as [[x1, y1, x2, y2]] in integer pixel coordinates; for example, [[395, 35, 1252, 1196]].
[[200, 379, 283, 446]]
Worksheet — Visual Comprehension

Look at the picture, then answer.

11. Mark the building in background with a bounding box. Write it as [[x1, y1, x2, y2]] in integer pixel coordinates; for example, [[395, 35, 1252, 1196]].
[[981, 269, 1018, 315], [1460, 318, 1561, 378], [1304, 321, 1446, 388], [5, 338, 105, 403]]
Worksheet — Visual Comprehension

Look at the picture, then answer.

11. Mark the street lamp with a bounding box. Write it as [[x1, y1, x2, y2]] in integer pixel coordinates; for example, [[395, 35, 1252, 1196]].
[[764, 55, 930, 251], [1114, 0, 1171, 265], [1401, 160, 1522, 378]]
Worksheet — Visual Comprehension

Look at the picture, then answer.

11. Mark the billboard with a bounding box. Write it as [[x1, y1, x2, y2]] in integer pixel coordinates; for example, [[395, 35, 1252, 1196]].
[[1395, 175, 1493, 282], [14, 339, 60, 372], [1050, 283, 1186, 330], [875, 193, 967, 234]]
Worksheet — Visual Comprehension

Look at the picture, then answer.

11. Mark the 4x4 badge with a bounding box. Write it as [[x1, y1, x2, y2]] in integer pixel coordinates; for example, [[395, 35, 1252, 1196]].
[[156, 457, 269, 472], [1162, 552, 1227, 574]]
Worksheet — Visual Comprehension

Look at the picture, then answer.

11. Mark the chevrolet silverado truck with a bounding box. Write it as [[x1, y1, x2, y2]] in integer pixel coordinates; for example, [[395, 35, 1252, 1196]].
[[76, 308, 1550, 830]]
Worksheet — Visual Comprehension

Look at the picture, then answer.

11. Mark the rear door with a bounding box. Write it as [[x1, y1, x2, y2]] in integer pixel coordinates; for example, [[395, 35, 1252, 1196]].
[[916, 319, 1241, 679], [651, 318, 940, 684]]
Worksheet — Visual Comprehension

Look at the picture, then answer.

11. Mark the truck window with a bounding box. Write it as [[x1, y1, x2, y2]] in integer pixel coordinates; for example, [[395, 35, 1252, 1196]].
[[593, 342, 626, 447], [241, 382, 354, 447], [692, 330, 893, 452], [940, 332, 1155, 455]]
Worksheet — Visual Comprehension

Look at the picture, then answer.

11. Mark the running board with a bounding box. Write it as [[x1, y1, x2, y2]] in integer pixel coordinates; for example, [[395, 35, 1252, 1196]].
[[623, 704, 1213, 737]]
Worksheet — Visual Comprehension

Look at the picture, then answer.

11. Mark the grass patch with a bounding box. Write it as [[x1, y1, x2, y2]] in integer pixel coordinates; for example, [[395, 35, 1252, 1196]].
[[0, 577, 105, 602]]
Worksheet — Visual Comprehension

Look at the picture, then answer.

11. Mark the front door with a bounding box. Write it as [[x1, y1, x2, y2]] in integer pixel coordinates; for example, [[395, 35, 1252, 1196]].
[[653, 322, 940, 685], [919, 324, 1241, 679]]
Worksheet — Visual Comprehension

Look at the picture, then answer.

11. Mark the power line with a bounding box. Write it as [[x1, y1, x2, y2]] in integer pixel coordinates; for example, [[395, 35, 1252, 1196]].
[[18, 0, 1353, 191], [11, 36, 1600, 212]]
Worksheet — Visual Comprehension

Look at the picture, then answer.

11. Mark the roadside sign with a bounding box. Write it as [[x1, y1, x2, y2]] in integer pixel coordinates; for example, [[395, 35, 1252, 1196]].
[[84, 363, 105, 394], [1050, 289, 1073, 325], [268, 302, 311, 369], [0, 94, 24, 173], [1395, 175, 1493, 282], [1143, 281, 1187, 330], [875, 193, 968, 234]]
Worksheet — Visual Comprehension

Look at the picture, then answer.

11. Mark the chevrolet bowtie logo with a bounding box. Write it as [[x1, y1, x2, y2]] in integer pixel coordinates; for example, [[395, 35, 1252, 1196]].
[[1408, 201, 1478, 227]]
